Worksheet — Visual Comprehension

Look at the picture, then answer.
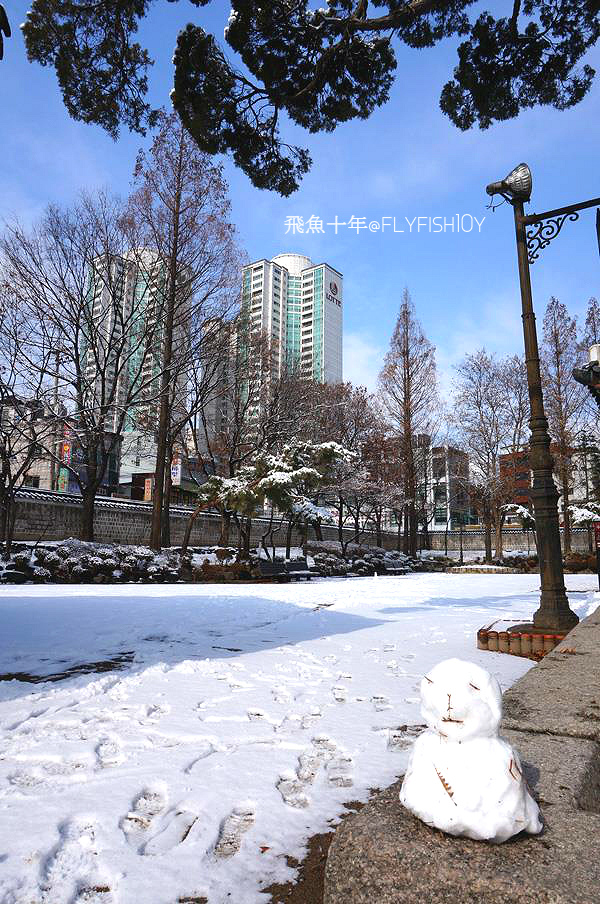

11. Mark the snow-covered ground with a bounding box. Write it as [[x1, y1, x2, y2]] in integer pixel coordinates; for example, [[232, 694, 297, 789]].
[[0, 575, 596, 904]]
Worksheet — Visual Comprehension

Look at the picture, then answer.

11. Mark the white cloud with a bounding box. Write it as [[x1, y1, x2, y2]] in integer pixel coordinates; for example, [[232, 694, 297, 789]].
[[343, 332, 386, 391]]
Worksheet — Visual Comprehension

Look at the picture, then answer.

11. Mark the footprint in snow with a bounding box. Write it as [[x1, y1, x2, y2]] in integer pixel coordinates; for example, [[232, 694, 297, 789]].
[[95, 735, 124, 768], [388, 724, 426, 751], [213, 803, 256, 858], [296, 751, 321, 784], [73, 884, 115, 903], [300, 707, 322, 729], [6, 706, 48, 731], [271, 687, 292, 705], [121, 784, 168, 849], [275, 713, 302, 733], [312, 734, 338, 758], [8, 756, 90, 792], [326, 753, 354, 788], [332, 685, 348, 703], [42, 816, 115, 904], [143, 808, 198, 855], [276, 772, 310, 809], [8, 767, 47, 793], [143, 702, 171, 721], [184, 741, 219, 773]]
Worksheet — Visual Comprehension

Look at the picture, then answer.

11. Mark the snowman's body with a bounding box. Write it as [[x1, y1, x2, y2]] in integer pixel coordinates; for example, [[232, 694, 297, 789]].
[[399, 658, 542, 843]]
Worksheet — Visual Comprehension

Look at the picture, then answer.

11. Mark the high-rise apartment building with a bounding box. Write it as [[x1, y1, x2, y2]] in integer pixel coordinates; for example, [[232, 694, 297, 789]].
[[83, 251, 190, 490], [241, 252, 343, 382]]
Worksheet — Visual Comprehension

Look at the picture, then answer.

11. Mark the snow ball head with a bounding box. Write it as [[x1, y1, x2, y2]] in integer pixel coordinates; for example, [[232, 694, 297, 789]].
[[420, 658, 502, 741]]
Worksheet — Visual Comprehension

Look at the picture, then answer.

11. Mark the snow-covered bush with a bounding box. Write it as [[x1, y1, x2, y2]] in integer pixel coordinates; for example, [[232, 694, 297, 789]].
[[569, 502, 600, 526], [501, 503, 536, 530]]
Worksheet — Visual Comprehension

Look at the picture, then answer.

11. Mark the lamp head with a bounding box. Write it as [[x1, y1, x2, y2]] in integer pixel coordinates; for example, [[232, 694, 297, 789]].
[[486, 163, 532, 203]]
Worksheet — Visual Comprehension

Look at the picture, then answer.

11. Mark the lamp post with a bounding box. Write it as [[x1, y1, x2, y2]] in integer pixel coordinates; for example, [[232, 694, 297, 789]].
[[485, 163, 589, 632]]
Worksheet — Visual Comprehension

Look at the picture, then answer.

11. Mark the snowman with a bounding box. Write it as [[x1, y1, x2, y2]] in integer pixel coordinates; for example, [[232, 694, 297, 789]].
[[399, 658, 542, 843]]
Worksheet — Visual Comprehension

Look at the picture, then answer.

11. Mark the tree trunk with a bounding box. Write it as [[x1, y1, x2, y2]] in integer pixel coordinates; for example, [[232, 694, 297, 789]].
[[421, 514, 429, 551], [242, 516, 252, 558], [484, 515, 492, 564], [0, 496, 11, 559], [181, 507, 202, 557], [403, 502, 410, 555], [314, 520, 323, 541], [150, 143, 184, 552], [285, 519, 293, 559], [260, 510, 274, 560], [337, 496, 344, 553], [561, 466, 571, 554], [409, 502, 418, 557], [219, 510, 231, 547], [396, 516, 402, 552], [495, 515, 504, 560], [80, 489, 95, 542], [376, 512, 382, 548], [161, 459, 173, 548]]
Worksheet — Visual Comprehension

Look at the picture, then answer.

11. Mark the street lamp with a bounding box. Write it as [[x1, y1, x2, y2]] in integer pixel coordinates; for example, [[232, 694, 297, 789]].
[[486, 163, 585, 633], [573, 345, 600, 409]]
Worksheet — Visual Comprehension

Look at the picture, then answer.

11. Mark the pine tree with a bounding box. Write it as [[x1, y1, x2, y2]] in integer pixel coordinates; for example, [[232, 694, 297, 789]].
[[21, 2, 600, 194]]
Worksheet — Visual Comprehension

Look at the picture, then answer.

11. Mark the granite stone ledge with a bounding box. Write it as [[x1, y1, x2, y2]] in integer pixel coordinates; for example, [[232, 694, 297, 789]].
[[324, 775, 600, 904], [324, 610, 600, 904], [502, 607, 600, 742]]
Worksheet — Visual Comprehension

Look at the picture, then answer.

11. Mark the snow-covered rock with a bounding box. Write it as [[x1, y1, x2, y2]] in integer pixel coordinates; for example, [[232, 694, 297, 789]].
[[399, 658, 542, 843]]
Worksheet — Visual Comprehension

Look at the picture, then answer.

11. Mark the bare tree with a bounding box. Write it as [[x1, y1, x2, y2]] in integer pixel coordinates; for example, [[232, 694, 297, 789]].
[[362, 429, 404, 548], [495, 354, 530, 557], [583, 297, 600, 347], [542, 297, 588, 554], [379, 289, 438, 556], [454, 350, 509, 563], [125, 111, 242, 550], [304, 382, 380, 553], [0, 287, 58, 555], [1, 194, 163, 541]]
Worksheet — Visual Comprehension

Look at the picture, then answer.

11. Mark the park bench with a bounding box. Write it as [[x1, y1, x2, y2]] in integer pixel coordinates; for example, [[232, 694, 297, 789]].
[[285, 558, 313, 581], [257, 557, 312, 582]]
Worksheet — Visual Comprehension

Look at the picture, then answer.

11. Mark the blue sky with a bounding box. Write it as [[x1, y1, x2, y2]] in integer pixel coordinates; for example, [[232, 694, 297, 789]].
[[2, 1, 599, 391]]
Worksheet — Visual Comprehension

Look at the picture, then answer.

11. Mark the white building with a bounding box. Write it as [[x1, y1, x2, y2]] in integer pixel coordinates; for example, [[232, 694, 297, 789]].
[[241, 252, 343, 382]]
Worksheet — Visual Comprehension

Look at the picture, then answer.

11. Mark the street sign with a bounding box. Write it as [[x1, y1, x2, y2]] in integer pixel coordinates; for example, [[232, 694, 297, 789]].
[[171, 458, 182, 487]]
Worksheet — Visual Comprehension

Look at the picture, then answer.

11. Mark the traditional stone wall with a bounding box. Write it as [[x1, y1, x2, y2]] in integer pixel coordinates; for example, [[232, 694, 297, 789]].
[[11, 494, 590, 553]]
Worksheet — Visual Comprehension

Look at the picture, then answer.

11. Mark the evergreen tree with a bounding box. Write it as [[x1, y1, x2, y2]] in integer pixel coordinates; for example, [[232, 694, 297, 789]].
[[21, 1, 600, 194]]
